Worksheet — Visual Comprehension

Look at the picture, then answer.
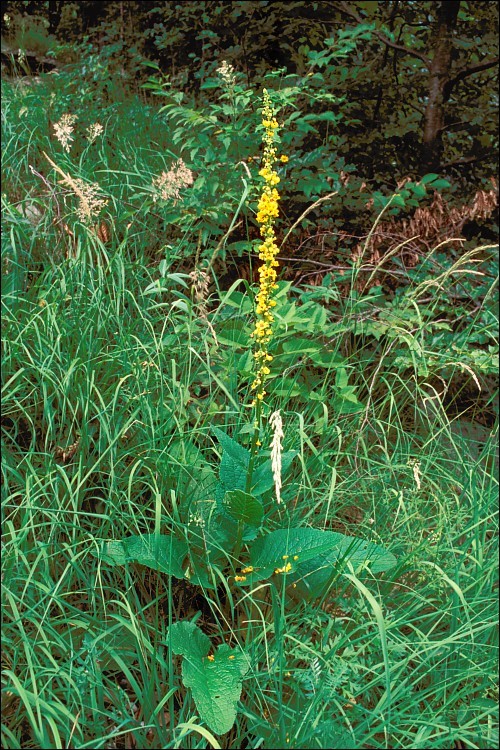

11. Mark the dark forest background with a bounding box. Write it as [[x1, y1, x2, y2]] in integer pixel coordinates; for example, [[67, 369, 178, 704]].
[[2, 1, 498, 223]]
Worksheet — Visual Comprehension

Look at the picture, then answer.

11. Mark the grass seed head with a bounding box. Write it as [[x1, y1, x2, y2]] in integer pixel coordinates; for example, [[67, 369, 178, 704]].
[[53, 113, 77, 153], [152, 159, 194, 202]]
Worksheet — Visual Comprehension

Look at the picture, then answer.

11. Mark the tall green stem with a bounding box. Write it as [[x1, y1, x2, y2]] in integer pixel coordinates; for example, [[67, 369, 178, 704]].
[[245, 399, 262, 494]]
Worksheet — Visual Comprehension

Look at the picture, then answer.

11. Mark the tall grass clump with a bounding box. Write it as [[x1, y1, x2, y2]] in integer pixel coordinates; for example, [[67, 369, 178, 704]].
[[1, 62, 498, 750]]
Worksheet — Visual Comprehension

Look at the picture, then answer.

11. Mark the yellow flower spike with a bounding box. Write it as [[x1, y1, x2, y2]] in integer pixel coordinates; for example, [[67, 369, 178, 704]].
[[250, 89, 283, 404], [207, 654, 215, 662]]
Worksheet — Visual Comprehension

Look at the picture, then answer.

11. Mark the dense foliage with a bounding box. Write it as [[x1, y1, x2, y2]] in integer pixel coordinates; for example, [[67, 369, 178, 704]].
[[1, 2, 498, 749]]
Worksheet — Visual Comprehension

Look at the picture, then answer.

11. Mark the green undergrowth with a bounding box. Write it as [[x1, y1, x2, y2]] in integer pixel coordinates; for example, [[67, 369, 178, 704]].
[[1, 69, 499, 750]]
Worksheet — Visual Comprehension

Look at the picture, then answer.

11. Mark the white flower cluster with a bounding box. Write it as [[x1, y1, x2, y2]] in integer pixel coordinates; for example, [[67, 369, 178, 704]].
[[217, 59, 236, 86]]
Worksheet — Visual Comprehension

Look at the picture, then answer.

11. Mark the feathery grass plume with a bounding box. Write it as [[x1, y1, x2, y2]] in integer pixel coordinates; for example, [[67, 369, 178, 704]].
[[189, 267, 210, 311], [269, 410, 284, 504], [53, 113, 77, 153], [250, 89, 281, 407], [152, 159, 194, 202], [86, 122, 104, 143], [188, 231, 218, 342], [189, 266, 218, 342], [43, 152, 108, 224]]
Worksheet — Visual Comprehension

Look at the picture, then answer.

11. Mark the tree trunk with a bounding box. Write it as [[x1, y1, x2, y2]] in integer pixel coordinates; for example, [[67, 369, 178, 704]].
[[422, 1, 461, 171]]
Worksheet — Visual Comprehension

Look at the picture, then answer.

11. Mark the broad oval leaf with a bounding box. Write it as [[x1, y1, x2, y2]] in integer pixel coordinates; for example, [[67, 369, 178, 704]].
[[212, 427, 250, 467], [223, 490, 263, 526], [219, 451, 247, 493], [169, 620, 211, 660], [182, 643, 249, 735], [245, 527, 396, 599], [169, 622, 249, 735], [99, 534, 188, 579]]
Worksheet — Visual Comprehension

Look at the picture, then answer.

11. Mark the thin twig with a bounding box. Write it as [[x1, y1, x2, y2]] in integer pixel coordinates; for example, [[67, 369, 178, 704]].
[[29, 164, 61, 220], [280, 192, 339, 249]]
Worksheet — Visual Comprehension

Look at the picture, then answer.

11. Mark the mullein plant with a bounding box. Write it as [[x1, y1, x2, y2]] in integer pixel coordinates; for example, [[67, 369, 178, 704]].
[[246, 89, 288, 496]]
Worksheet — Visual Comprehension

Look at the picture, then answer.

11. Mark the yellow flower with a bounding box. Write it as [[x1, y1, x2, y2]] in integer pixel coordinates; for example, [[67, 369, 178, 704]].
[[274, 562, 292, 575], [280, 155, 289, 163]]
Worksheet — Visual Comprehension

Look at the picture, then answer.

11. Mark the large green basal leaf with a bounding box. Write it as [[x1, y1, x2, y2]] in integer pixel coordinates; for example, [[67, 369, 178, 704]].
[[182, 644, 249, 735], [169, 620, 211, 660], [213, 427, 250, 493], [212, 427, 250, 467], [169, 622, 249, 735], [222, 490, 263, 526], [243, 527, 396, 599], [219, 451, 247, 492], [100, 534, 188, 579]]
